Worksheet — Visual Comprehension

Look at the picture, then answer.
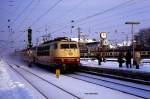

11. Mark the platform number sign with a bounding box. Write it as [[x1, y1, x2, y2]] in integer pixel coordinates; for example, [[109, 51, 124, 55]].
[[56, 69, 60, 78]]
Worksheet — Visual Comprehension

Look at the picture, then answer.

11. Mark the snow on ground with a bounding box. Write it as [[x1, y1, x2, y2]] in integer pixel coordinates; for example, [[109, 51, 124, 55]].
[[0, 59, 33, 99], [10, 63, 142, 99], [0, 55, 145, 99], [0, 53, 149, 99], [80, 58, 150, 72], [69, 73, 150, 98]]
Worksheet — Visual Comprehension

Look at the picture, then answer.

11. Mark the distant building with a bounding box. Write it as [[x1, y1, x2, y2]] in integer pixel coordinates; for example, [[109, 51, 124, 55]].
[[79, 42, 99, 57]]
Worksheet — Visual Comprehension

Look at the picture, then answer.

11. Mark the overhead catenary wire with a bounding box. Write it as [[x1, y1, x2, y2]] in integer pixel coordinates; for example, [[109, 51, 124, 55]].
[[35, 0, 86, 30], [17, 0, 137, 39], [10, 0, 35, 26], [15, 0, 150, 45], [92, 17, 150, 37], [41, 0, 135, 36], [78, 0, 150, 28], [35, 0, 134, 32], [53, 17, 148, 41], [74, 0, 134, 24], [80, 1, 150, 34], [29, 0, 63, 27], [58, 0, 86, 20], [14, 0, 63, 42], [47, 0, 149, 36], [0, 0, 35, 30], [39, 0, 134, 37], [12, 0, 24, 15], [92, 7, 150, 30], [15, 0, 40, 32]]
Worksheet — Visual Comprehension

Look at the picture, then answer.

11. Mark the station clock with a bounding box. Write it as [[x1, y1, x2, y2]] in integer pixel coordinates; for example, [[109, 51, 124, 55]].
[[100, 32, 107, 39]]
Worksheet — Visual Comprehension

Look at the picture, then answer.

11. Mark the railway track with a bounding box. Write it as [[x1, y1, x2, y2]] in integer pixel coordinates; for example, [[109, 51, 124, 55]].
[[6, 62, 150, 99], [65, 72, 150, 99], [78, 66, 150, 84], [7, 64, 48, 99], [7, 63, 81, 99]]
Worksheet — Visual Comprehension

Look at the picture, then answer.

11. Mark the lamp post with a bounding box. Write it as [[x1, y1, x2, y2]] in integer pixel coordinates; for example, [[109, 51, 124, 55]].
[[125, 21, 140, 63]]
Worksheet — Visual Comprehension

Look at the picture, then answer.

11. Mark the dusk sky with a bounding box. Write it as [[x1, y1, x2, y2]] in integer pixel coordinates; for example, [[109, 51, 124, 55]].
[[0, 0, 150, 48]]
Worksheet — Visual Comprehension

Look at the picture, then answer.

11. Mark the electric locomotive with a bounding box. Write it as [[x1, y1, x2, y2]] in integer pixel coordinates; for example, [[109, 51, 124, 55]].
[[20, 37, 80, 71]]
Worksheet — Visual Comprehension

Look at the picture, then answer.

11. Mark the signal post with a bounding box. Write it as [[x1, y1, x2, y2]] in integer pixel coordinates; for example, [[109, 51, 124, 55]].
[[27, 27, 32, 48], [27, 27, 33, 67]]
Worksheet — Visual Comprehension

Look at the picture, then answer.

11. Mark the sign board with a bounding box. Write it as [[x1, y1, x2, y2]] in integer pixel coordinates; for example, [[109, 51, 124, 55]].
[[56, 69, 60, 78], [103, 40, 107, 45]]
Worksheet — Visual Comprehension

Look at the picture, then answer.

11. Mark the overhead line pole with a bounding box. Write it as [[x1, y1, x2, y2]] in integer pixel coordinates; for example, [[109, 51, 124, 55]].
[[77, 27, 81, 48], [125, 21, 140, 64]]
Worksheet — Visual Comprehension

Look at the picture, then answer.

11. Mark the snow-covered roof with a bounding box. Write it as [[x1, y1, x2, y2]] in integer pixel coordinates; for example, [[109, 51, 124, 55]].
[[71, 38, 97, 43]]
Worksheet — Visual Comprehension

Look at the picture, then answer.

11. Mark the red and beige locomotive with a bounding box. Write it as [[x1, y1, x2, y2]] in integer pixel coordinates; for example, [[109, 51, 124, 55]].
[[19, 37, 80, 71]]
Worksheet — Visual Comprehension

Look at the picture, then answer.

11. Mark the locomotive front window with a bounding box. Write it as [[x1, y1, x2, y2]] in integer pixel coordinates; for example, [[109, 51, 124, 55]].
[[54, 44, 57, 49], [61, 44, 77, 49], [70, 44, 77, 48], [61, 44, 69, 49]]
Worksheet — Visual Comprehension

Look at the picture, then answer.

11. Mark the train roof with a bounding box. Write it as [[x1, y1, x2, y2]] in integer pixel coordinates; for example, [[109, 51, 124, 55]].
[[41, 37, 76, 44]]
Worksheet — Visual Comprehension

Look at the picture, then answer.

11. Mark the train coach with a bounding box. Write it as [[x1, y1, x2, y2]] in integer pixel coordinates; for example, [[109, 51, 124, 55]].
[[20, 37, 80, 71]]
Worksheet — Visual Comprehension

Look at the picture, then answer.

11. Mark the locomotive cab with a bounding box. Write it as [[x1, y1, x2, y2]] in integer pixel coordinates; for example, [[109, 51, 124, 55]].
[[52, 41, 80, 71]]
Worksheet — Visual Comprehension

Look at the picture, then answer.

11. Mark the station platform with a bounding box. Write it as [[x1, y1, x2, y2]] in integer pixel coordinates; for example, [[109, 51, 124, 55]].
[[80, 58, 150, 85]]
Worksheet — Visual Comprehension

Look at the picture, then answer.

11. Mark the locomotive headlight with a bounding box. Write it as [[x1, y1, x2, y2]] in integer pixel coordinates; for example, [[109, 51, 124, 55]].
[[61, 58, 64, 62], [77, 58, 79, 61]]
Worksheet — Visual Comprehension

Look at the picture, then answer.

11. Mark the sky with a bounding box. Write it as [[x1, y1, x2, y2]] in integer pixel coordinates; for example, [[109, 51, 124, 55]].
[[0, 0, 150, 49]]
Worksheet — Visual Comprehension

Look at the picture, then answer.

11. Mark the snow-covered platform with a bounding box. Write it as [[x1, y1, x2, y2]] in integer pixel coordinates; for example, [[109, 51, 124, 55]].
[[2, 57, 147, 99], [0, 59, 34, 99], [80, 58, 150, 83]]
